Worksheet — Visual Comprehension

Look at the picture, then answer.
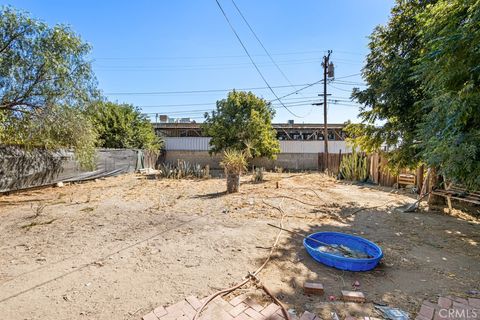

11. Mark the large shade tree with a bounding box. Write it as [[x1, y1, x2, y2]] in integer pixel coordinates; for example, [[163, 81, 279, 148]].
[[347, 0, 480, 190], [0, 6, 98, 167], [346, 0, 431, 171], [416, 0, 480, 189], [202, 90, 280, 159]]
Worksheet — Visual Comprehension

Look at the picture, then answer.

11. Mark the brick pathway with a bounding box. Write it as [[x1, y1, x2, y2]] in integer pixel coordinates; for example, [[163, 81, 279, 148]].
[[142, 293, 320, 320], [415, 296, 480, 320]]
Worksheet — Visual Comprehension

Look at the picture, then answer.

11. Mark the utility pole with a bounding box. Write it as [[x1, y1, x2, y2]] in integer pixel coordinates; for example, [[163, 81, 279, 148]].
[[321, 50, 334, 171]]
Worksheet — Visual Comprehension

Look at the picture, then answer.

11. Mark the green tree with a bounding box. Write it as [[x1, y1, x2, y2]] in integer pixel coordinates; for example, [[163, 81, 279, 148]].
[[87, 101, 161, 150], [348, 0, 480, 190], [0, 6, 98, 168], [415, 0, 480, 189], [346, 0, 432, 171], [202, 90, 280, 159]]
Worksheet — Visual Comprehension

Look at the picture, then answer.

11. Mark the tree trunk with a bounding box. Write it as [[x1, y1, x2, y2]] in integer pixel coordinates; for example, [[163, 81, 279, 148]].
[[427, 167, 445, 206], [226, 172, 240, 193]]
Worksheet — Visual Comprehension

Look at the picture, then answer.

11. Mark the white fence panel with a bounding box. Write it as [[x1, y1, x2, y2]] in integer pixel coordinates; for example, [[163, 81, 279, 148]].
[[328, 141, 352, 153], [164, 137, 211, 151], [279, 141, 322, 153], [279, 140, 350, 153], [164, 137, 351, 153]]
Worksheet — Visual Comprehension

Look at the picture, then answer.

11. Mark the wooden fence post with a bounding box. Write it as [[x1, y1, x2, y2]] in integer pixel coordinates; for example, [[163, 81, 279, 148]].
[[427, 167, 445, 206], [416, 165, 424, 194]]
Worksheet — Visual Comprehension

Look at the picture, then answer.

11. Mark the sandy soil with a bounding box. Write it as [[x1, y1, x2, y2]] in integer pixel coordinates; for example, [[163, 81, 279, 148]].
[[0, 173, 479, 320]]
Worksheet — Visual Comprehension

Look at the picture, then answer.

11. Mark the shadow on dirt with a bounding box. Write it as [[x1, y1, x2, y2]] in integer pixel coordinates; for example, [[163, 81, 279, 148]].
[[193, 190, 228, 199], [248, 204, 480, 319]]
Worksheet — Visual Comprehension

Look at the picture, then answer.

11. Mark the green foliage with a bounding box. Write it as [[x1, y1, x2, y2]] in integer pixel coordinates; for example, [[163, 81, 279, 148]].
[[220, 149, 248, 174], [0, 6, 98, 168], [415, 0, 480, 189], [347, 0, 431, 170], [349, 0, 480, 189], [202, 90, 280, 159], [339, 149, 368, 182], [87, 101, 161, 151]]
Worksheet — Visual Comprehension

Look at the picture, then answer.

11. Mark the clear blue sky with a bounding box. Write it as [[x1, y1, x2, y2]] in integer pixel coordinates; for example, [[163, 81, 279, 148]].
[[2, 0, 394, 124]]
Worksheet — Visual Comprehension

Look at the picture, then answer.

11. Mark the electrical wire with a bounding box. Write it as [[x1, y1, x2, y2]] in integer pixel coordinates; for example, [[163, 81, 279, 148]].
[[94, 49, 365, 61], [105, 82, 318, 96], [335, 73, 362, 79], [230, 0, 306, 96], [94, 57, 323, 70], [213, 0, 304, 118], [140, 101, 362, 118], [328, 82, 356, 92]]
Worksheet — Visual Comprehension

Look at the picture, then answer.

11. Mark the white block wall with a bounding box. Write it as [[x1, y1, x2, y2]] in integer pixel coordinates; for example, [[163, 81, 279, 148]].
[[164, 137, 351, 154]]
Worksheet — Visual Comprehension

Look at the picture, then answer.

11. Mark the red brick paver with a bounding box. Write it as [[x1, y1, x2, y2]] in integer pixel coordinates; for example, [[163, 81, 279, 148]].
[[143, 294, 319, 320], [415, 295, 480, 320]]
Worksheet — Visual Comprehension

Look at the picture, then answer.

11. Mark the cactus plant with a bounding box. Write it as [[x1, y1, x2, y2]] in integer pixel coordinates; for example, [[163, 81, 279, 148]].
[[252, 167, 265, 183], [339, 149, 368, 182], [158, 160, 210, 179]]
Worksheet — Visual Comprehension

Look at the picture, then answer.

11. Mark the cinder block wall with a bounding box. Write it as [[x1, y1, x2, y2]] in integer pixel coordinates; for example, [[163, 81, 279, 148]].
[[163, 151, 223, 169], [163, 151, 319, 170]]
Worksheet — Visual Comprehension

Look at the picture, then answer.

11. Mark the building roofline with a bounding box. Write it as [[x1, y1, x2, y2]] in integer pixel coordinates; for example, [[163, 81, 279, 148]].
[[153, 122, 346, 129]]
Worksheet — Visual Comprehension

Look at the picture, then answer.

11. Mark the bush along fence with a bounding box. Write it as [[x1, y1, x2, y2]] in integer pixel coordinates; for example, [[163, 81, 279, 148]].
[[318, 151, 420, 189], [0, 146, 157, 193]]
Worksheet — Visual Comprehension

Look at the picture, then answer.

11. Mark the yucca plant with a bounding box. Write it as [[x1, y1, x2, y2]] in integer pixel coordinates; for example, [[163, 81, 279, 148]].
[[252, 167, 265, 183], [220, 149, 248, 193], [339, 149, 368, 182]]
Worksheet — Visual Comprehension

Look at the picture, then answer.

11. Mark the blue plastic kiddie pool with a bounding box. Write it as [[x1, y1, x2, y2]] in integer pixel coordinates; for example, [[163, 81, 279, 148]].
[[303, 232, 383, 271]]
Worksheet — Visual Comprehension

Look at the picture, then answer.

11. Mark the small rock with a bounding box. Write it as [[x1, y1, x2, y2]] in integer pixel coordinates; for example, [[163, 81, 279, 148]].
[[56, 181, 64, 188]]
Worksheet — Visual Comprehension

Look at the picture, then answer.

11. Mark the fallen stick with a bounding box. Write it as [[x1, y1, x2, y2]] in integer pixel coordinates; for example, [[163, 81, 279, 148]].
[[403, 191, 431, 212]]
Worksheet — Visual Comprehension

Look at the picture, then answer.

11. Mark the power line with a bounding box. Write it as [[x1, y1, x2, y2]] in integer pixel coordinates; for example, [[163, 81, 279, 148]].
[[138, 97, 317, 108], [328, 82, 356, 92], [105, 82, 320, 96], [269, 79, 322, 102], [103, 73, 361, 96], [140, 100, 362, 117], [94, 49, 365, 61], [230, 0, 305, 98], [136, 95, 352, 108], [141, 101, 322, 115], [335, 73, 362, 79], [93, 57, 323, 70], [213, 0, 304, 118], [333, 80, 366, 86]]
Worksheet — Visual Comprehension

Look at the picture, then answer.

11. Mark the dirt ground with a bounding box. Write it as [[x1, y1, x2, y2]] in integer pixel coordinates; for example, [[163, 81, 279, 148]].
[[0, 172, 479, 320]]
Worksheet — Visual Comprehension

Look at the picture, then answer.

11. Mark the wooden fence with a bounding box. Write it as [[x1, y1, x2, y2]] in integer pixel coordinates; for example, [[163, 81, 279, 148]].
[[318, 152, 419, 188], [318, 152, 345, 174]]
